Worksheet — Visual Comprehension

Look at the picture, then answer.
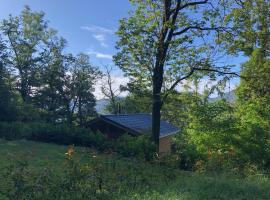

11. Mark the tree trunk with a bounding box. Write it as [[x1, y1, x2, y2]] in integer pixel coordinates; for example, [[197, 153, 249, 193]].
[[20, 72, 28, 102], [152, 62, 164, 152], [152, 91, 161, 152], [78, 97, 83, 126]]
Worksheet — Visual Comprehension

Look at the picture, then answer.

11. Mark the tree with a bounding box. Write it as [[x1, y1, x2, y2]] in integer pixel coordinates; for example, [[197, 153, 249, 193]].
[[0, 37, 17, 121], [0, 6, 53, 103], [70, 53, 100, 126], [101, 65, 122, 114], [115, 0, 237, 150], [34, 37, 71, 123], [222, 0, 270, 167]]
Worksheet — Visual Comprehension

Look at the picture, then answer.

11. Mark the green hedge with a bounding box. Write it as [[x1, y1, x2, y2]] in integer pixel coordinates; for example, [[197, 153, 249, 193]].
[[0, 122, 108, 150], [0, 122, 155, 158]]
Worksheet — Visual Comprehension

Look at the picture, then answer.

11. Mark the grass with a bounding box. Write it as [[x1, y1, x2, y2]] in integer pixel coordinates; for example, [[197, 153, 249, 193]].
[[0, 139, 270, 200], [0, 139, 96, 170]]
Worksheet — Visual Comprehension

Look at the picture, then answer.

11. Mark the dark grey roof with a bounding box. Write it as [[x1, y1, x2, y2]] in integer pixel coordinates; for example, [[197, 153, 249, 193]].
[[101, 114, 180, 138]]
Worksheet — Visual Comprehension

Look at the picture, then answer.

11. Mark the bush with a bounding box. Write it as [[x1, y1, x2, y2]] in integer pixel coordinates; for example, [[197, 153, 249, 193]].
[[0, 122, 156, 159], [115, 134, 155, 160], [0, 122, 107, 149]]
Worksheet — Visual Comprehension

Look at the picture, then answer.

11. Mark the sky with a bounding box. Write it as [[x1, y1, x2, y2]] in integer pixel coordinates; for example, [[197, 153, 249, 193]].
[[0, 1, 247, 99]]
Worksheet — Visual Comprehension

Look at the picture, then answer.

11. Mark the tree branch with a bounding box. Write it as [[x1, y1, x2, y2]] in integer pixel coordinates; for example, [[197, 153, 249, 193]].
[[192, 67, 242, 78], [162, 65, 244, 103], [179, 0, 209, 10], [162, 67, 195, 102], [173, 26, 225, 36]]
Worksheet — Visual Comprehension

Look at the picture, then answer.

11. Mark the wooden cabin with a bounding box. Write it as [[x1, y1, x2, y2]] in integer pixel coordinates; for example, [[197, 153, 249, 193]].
[[87, 114, 180, 154]]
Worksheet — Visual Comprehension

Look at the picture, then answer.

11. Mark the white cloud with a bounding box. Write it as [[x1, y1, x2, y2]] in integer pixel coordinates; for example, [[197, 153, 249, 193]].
[[87, 50, 113, 59], [81, 25, 115, 48], [93, 34, 108, 48], [81, 25, 114, 34]]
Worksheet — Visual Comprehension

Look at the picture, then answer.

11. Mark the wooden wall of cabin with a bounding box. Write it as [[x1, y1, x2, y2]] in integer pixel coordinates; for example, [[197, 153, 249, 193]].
[[89, 120, 127, 139], [159, 135, 172, 154]]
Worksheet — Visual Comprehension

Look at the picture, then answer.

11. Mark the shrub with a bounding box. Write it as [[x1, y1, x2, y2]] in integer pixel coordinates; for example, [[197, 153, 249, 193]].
[[0, 122, 106, 149], [115, 134, 155, 160], [0, 122, 156, 159]]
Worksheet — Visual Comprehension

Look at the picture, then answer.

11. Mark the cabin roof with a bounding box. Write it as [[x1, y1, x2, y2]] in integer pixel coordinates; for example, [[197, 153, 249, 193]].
[[98, 114, 180, 138]]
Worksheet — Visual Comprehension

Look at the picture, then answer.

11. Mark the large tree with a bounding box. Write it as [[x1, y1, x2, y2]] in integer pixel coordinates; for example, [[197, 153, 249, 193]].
[[0, 6, 54, 103], [115, 0, 237, 150], [34, 37, 71, 123]]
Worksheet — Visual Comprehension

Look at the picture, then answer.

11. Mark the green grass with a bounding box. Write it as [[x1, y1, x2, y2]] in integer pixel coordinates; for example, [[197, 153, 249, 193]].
[[0, 139, 270, 200], [0, 139, 95, 175]]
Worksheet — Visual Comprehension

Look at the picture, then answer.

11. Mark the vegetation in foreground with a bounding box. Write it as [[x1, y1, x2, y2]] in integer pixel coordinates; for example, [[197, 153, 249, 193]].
[[0, 139, 269, 200]]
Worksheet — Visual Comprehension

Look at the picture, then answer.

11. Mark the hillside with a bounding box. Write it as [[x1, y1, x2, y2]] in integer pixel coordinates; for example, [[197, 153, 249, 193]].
[[0, 139, 269, 200], [209, 90, 236, 103], [95, 99, 110, 114], [96, 91, 236, 114]]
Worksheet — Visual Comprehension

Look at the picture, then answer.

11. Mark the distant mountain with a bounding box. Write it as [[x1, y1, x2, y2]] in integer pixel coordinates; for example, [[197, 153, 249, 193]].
[[96, 91, 236, 114], [209, 90, 236, 103], [95, 99, 110, 114]]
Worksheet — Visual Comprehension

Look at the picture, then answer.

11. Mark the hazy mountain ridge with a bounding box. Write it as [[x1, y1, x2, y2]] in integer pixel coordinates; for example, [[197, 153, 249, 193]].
[[95, 91, 236, 114]]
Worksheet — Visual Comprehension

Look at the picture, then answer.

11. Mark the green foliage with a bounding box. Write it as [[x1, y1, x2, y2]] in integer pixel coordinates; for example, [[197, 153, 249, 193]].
[[0, 38, 18, 121], [0, 122, 155, 159], [0, 122, 105, 149], [0, 7, 99, 126], [222, 0, 270, 168], [222, 0, 270, 56], [114, 1, 227, 91], [173, 99, 239, 170], [1, 6, 51, 103], [235, 52, 270, 167], [116, 134, 155, 159], [70, 53, 100, 126], [186, 100, 237, 153], [116, 93, 152, 114]]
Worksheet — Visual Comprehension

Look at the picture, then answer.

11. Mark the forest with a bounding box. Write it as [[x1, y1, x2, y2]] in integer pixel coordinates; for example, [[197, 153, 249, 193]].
[[1, 0, 270, 199]]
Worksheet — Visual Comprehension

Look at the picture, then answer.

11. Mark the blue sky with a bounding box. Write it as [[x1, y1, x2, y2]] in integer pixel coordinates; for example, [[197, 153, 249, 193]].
[[0, 0, 132, 66]]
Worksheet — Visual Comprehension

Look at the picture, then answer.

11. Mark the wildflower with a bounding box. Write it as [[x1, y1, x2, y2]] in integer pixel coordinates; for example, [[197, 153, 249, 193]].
[[65, 144, 75, 159]]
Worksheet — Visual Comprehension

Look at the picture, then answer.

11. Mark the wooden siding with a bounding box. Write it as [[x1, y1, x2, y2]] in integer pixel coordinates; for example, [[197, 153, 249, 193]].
[[159, 135, 172, 154]]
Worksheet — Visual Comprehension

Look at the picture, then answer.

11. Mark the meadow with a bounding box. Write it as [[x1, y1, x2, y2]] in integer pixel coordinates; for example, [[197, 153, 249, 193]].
[[0, 139, 269, 200]]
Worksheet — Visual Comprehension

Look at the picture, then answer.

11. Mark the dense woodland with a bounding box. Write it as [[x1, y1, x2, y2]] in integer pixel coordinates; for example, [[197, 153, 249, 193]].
[[1, 1, 270, 197]]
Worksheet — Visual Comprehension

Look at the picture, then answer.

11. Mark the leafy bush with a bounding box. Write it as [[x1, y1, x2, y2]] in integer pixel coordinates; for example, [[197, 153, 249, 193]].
[[171, 100, 242, 171], [115, 134, 155, 159], [0, 122, 106, 149], [172, 133, 201, 170], [0, 122, 156, 159]]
